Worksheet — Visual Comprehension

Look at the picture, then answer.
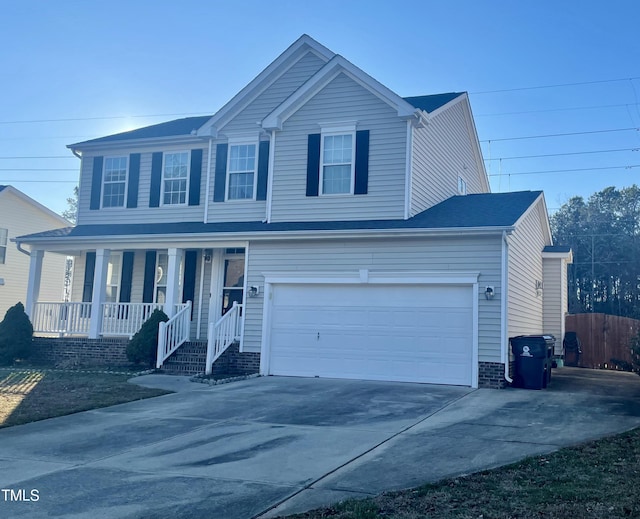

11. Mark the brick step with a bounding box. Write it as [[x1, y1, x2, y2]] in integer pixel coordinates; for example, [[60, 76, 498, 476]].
[[161, 341, 207, 375]]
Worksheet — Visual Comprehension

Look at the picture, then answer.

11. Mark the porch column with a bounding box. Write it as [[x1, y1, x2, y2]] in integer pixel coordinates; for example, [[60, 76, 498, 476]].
[[25, 249, 44, 319], [164, 248, 183, 318], [88, 248, 110, 339]]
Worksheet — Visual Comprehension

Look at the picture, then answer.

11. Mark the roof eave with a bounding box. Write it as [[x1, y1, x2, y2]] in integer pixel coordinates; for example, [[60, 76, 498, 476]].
[[16, 225, 515, 249], [68, 134, 209, 153]]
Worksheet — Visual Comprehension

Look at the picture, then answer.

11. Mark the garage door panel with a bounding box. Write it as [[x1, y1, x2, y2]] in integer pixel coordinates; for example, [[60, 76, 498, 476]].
[[268, 283, 474, 386]]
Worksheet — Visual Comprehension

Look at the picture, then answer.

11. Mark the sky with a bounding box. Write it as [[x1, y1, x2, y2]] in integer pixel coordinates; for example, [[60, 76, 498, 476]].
[[1, 0, 639, 217]]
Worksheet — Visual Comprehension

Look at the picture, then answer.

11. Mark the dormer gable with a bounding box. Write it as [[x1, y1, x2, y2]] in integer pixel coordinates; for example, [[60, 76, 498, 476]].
[[262, 54, 421, 131]]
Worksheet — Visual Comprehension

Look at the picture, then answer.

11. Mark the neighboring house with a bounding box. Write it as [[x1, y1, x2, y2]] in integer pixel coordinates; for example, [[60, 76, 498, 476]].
[[0, 185, 69, 319], [16, 35, 571, 388]]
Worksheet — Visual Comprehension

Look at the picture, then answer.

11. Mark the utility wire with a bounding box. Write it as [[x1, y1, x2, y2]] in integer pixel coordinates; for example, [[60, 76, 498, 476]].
[[470, 76, 640, 95], [0, 179, 76, 183], [0, 112, 209, 125], [480, 127, 638, 143], [0, 155, 74, 159], [484, 147, 639, 161], [489, 164, 640, 177], [475, 102, 640, 117]]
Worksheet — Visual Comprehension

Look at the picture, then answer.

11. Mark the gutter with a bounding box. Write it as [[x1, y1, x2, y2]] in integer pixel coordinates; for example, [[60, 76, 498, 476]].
[[17, 226, 517, 250], [501, 230, 512, 384]]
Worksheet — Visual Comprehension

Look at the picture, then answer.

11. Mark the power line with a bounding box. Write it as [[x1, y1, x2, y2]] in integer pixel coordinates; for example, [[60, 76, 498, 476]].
[[475, 102, 640, 117], [484, 147, 639, 161], [0, 112, 209, 125], [0, 155, 74, 159], [0, 168, 77, 171], [0, 179, 76, 183], [470, 76, 640, 95], [480, 127, 638, 143], [489, 164, 640, 177]]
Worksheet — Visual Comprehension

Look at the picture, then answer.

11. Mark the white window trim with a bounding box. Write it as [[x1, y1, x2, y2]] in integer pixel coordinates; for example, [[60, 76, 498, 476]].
[[0, 227, 7, 265], [160, 151, 191, 207], [105, 252, 123, 303], [319, 123, 357, 196], [226, 139, 259, 202], [101, 156, 129, 209]]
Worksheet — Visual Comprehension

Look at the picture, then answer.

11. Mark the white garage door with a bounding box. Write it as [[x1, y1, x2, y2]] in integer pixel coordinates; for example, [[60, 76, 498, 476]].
[[267, 283, 474, 386]]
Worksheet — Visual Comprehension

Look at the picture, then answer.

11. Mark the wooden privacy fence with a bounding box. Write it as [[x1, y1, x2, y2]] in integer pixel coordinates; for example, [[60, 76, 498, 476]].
[[565, 313, 640, 370]]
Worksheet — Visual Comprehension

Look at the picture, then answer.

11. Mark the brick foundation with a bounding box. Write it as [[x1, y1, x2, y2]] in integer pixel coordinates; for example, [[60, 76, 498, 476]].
[[210, 343, 261, 377], [31, 337, 130, 367], [478, 361, 509, 389]]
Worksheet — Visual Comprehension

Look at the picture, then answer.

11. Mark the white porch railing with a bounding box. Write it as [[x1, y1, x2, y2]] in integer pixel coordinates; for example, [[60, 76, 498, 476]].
[[156, 301, 192, 369], [205, 302, 243, 375], [32, 302, 92, 336], [32, 301, 189, 338]]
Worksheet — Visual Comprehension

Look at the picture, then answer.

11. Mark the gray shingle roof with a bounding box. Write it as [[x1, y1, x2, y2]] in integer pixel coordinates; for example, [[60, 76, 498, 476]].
[[543, 245, 571, 253], [68, 93, 466, 148], [69, 116, 212, 148], [404, 93, 464, 113], [0, 185, 6, 193], [17, 191, 542, 242]]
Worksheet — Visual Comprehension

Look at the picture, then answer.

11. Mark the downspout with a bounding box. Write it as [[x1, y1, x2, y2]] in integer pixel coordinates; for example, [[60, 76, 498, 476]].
[[15, 240, 31, 256], [203, 138, 213, 223], [404, 120, 413, 220], [502, 230, 512, 384], [265, 130, 276, 223]]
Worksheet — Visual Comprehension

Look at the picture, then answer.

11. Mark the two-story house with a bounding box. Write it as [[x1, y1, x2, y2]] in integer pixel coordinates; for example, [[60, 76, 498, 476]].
[[16, 35, 571, 388]]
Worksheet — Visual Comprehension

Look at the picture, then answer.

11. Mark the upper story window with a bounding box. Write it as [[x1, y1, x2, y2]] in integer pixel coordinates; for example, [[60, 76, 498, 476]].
[[227, 143, 256, 200], [162, 152, 189, 205], [0, 228, 7, 264], [321, 133, 354, 195], [102, 157, 128, 208]]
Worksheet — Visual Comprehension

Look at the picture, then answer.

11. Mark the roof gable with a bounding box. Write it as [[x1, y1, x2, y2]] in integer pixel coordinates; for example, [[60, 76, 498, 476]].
[[197, 34, 334, 137], [262, 55, 419, 130]]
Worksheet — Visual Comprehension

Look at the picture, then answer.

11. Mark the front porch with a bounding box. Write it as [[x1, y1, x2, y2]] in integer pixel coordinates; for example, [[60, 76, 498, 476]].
[[25, 244, 250, 375]]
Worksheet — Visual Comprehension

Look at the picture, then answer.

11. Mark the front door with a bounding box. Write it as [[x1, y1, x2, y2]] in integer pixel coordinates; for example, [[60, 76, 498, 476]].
[[221, 253, 245, 315]]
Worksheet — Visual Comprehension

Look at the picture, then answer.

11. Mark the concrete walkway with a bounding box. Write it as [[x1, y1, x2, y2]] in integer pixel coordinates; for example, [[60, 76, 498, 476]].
[[0, 368, 639, 518]]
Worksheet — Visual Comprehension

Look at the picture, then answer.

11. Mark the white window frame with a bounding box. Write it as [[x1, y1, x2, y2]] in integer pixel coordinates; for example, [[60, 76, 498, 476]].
[[101, 156, 128, 209], [161, 151, 191, 206], [105, 252, 122, 304], [319, 122, 357, 196], [458, 176, 467, 195], [0, 227, 7, 265], [226, 138, 258, 201]]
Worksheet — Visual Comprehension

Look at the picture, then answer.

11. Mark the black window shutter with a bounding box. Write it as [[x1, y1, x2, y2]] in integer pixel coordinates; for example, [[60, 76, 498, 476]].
[[188, 149, 203, 206], [354, 130, 370, 195], [82, 252, 96, 302], [90, 157, 103, 210], [119, 251, 135, 303], [182, 250, 198, 319], [256, 141, 270, 201], [306, 133, 321, 197], [127, 153, 141, 208], [142, 250, 157, 303], [213, 143, 228, 202], [149, 152, 163, 208]]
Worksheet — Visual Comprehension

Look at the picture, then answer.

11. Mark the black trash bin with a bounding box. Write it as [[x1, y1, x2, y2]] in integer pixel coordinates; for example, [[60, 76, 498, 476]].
[[510, 335, 555, 389]]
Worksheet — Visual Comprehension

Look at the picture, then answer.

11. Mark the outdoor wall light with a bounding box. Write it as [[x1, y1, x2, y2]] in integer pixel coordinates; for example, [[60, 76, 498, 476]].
[[484, 286, 495, 300], [203, 249, 212, 263], [248, 285, 260, 297]]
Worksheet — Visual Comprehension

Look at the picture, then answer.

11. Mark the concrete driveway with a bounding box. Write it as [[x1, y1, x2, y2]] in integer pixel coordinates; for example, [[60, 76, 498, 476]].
[[1, 368, 639, 518]]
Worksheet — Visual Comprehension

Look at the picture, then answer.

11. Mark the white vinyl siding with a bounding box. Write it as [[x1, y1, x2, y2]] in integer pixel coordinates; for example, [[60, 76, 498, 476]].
[[77, 143, 208, 225], [270, 72, 406, 222], [220, 51, 327, 134], [411, 101, 487, 216], [244, 235, 503, 363], [0, 190, 67, 319], [507, 203, 548, 338], [543, 256, 569, 354]]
